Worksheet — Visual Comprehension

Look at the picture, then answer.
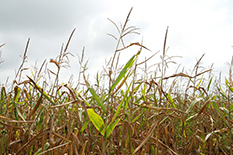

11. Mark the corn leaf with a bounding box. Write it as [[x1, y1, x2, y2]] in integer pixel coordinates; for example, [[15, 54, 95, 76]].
[[34, 142, 50, 155], [87, 109, 105, 136], [185, 98, 202, 114], [205, 128, 228, 142], [28, 92, 43, 119], [27, 76, 55, 105], [83, 75, 106, 113], [109, 53, 138, 92], [80, 120, 90, 134], [89, 87, 106, 113], [166, 93, 176, 109], [225, 78, 233, 92], [96, 72, 99, 86], [219, 107, 233, 119], [196, 75, 204, 88], [112, 82, 132, 122], [212, 101, 229, 127], [207, 76, 213, 91], [105, 118, 120, 138], [132, 112, 144, 123]]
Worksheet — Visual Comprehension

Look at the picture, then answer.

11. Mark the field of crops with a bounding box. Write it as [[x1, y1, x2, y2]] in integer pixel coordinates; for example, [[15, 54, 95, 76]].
[[0, 8, 232, 155]]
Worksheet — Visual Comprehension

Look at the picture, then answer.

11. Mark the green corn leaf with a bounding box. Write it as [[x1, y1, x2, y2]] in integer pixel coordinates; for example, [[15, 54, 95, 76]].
[[78, 93, 90, 106], [132, 112, 144, 123], [142, 83, 146, 102], [89, 87, 106, 113], [109, 53, 138, 92], [112, 82, 132, 122], [83, 75, 106, 113], [133, 83, 142, 93], [185, 98, 202, 115], [34, 142, 50, 155], [37, 111, 44, 132], [80, 120, 90, 134], [166, 93, 176, 109], [43, 91, 55, 105], [87, 109, 105, 136], [96, 72, 99, 86], [219, 107, 233, 119], [186, 113, 198, 122], [217, 85, 227, 99], [113, 71, 132, 94], [196, 75, 204, 88], [105, 118, 120, 138], [230, 104, 233, 111], [16, 107, 26, 121], [225, 78, 233, 92], [212, 101, 229, 127], [207, 76, 213, 91]]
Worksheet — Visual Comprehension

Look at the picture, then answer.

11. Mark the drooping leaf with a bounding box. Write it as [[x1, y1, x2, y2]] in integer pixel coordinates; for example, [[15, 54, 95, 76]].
[[27, 76, 55, 105]]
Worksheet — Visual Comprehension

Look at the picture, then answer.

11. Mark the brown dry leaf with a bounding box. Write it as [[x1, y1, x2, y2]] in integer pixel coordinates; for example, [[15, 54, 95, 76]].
[[150, 136, 178, 155], [196, 98, 211, 118], [116, 42, 151, 52], [132, 121, 158, 154], [0, 43, 6, 48], [50, 59, 60, 68]]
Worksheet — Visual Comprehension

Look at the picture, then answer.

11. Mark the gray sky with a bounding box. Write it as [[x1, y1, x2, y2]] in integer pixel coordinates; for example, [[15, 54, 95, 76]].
[[0, 0, 233, 85]]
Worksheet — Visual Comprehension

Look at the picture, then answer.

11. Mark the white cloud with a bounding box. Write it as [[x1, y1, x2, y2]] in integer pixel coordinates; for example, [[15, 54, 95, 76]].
[[0, 0, 232, 85]]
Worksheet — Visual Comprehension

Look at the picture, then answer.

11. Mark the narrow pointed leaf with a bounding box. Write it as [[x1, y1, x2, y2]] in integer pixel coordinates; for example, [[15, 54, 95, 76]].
[[28, 92, 43, 119], [83, 74, 106, 113], [110, 53, 138, 92], [212, 101, 229, 127], [112, 82, 132, 122], [166, 93, 176, 109], [132, 112, 144, 123], [207, 76, 213, 91], [89, 87, 106, 113], [105, 118, 120, 138], [196, 75, 204, 88], [185, 98, 202, 114], [80, 120, 90, 134], [27, 76, 55, 105], [219, 107, 233, 119]]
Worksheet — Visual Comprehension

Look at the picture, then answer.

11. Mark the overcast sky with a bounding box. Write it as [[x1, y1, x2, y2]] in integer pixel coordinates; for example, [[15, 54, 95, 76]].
[[0, 0, 233, 86]]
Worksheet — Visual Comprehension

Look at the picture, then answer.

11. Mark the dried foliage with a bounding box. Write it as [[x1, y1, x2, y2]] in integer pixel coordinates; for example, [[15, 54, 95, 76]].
[[0, 7, 233, 155]]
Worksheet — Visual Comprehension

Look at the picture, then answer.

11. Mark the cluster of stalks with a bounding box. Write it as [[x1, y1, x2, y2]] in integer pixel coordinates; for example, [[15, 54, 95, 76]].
[[0, 7, 233, 155]]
